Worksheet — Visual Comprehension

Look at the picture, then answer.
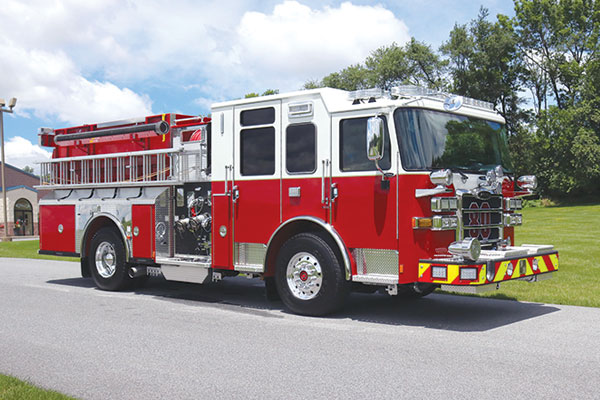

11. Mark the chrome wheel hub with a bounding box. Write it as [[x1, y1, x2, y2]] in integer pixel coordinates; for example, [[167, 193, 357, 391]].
[[286, 252, 323, 300], [95, 241, 117, 278]]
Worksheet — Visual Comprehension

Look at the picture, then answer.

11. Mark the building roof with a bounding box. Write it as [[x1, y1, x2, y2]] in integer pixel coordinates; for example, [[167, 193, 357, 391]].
[[0, 162, 40, 179], [0, 185, 37, 193]]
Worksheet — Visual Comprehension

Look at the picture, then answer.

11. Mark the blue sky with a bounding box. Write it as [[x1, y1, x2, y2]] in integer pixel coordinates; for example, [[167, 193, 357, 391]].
[[0, 0, 515, 171]]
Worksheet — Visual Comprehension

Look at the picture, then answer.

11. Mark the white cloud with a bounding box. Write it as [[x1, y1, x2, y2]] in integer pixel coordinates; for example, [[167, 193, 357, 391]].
[[236, 1, 410, 82], [0, 1, 409, 126], [0, 38, 152, 126], [4, 136, 51, 174]]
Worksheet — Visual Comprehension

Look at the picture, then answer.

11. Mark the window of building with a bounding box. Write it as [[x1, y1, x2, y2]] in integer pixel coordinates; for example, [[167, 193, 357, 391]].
[[286, 123, 316, 174], [240, 107, 275, 126], [340, 116, 391, 171], [240, 127, 275, 175]]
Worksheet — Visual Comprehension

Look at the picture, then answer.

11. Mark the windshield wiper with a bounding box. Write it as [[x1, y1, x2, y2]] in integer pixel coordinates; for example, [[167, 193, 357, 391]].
[[449, 167, 470, 180]]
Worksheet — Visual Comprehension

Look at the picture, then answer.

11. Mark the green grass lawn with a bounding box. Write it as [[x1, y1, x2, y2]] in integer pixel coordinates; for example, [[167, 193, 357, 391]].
[[454, 203, 600, 308], [0, 240, 77, 262], [0, 374, 75, 400]]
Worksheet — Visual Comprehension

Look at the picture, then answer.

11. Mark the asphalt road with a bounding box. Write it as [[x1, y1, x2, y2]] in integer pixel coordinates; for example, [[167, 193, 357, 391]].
[[1, 258, 599, 399]]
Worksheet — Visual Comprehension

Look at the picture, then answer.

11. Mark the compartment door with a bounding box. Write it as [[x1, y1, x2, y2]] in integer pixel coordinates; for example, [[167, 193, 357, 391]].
[[40, 205, 76, 254]]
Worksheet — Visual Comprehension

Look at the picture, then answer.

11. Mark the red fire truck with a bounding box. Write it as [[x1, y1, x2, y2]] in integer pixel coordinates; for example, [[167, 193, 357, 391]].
[[37, 86, 558, 316]]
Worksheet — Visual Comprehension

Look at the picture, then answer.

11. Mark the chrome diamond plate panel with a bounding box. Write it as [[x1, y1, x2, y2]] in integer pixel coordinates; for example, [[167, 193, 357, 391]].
[[353, 248, 399, 276], [234, 242, 266, 272]]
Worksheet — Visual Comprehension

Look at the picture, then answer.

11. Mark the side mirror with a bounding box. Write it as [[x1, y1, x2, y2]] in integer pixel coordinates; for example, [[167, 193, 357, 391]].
[[366, 116, 384, 161]]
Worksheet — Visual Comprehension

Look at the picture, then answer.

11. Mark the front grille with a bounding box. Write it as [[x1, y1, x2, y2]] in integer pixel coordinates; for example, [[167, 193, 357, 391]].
[[461, 194, 503, 244]]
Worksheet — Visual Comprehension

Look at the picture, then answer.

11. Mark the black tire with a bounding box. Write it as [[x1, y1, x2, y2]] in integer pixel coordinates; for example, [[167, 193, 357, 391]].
[[275, 233, 349, 316], [88, 227, 132, 291], [394, 283, 438, 299]]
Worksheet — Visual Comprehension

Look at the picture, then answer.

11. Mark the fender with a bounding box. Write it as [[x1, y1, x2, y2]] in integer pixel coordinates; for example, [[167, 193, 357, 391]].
[[265, 216, 351, 280], [80, 212, 131, 261]]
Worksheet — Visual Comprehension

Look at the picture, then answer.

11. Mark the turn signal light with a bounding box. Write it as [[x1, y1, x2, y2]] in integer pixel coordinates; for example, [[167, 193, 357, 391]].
[[412, 217, 433, 229]]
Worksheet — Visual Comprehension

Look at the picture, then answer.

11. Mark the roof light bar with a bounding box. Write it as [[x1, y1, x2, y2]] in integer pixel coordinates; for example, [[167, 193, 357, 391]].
[[347, 88, 385, 101], [391, 85, 495, 111]]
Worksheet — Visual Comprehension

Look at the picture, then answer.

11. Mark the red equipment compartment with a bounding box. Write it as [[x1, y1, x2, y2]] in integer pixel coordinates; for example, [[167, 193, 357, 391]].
[[132, 205, 155, 259], [39, 205, 76, 253]]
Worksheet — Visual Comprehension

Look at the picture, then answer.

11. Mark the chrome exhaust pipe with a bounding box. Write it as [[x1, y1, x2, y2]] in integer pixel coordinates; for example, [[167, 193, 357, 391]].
[[128, 266, 147, 278]]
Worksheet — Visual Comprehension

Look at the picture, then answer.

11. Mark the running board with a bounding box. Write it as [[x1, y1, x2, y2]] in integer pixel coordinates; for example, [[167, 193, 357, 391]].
[[156, 256, 212, 284]]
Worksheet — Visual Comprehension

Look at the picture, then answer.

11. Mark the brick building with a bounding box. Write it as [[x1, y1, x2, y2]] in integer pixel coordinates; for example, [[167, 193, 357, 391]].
[[0, 163, 48, 236]]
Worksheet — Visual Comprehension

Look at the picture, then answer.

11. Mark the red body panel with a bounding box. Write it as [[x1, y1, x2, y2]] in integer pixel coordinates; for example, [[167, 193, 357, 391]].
[[331, 175, 398, 249], [39, 205, 76, 253], [282, 178, 328, 223], [132, 205, 155, 259], [234, 180, 280, 244]]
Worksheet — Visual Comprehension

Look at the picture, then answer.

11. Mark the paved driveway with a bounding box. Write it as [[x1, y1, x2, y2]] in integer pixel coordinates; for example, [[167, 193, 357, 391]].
[[1, 258, 598, 399]]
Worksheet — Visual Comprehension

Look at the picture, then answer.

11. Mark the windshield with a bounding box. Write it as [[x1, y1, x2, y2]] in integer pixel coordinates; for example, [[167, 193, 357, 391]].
[[394, 108, 512, 173]]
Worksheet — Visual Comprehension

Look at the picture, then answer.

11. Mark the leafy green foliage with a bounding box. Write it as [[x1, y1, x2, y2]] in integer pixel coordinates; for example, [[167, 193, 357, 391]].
[[306, 39, 445, 91], [514, 0, 600, 110], [441, 8, 525, 134], [244, 89, 279, 98]]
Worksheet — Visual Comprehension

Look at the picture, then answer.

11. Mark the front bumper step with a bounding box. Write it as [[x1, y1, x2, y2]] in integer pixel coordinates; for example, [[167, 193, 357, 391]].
[[418, 244, 558, 291]]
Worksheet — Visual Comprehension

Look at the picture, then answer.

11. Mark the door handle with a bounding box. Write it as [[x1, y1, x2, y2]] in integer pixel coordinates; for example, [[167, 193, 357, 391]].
[[321, 159, 330, 208], [232, 185, 239, 203]]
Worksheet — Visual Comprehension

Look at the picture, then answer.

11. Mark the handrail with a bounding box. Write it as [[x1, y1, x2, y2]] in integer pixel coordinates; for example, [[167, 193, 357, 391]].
[[37, 145, 208, 189], [39, 147, 182, 163]]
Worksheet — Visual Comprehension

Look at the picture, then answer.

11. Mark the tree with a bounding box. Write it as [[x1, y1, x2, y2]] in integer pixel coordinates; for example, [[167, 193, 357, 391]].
[[244, 89, 279, 98], [441, 8, 525, 134], [322, 64, 371, 91], [513, 0, 600, 110], [23, 166, 34, 174], [303, 39, 444, 91], [511, 0, 600, 196]]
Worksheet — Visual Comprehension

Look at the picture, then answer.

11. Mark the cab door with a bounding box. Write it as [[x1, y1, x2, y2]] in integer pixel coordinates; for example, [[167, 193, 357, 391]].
[[232, 100, 282, 264], [330, 112, 398, 250], [281, 98, 330, 223]]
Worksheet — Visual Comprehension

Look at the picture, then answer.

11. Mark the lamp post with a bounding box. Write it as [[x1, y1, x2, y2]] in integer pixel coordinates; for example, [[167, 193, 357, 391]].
[[0, 97, 17, 240]]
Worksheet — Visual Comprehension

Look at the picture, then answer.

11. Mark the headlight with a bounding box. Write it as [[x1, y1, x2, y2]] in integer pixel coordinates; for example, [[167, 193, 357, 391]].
[[504, 197, 523, 211], [432, 215, 458, 230], [503, 213, 522, 227], [431, 197, 458, 212], [460, 267, 478, 281], [432, 266, 447, 279]]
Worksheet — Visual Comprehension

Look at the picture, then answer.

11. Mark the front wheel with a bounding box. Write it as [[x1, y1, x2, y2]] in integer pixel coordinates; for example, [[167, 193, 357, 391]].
[[89, 227, 132, 291], [275, 233, 349, 316]]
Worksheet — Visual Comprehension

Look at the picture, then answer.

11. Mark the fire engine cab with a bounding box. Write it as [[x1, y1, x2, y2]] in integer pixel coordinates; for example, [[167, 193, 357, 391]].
[[37, 86, 558, 316]]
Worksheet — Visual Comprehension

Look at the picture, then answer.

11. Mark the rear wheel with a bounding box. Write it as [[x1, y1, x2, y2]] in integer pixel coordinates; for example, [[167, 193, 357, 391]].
[[275, 233, 349, 316], [89, 227, 132, 291]]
